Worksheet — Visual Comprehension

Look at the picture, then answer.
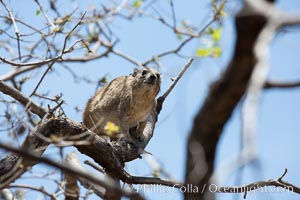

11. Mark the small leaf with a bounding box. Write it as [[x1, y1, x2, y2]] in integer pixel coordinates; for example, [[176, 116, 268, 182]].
[[219, 2, 227, 17], [212, 27, 222, 42], [196, 48, 211, 57], [220, 10, 227, 17], [176, 32, 183, 40], [104, 121, 120, 137], [212, 46, 222, 58], [208, 27, 214, 34], [36, 10, 41, 16], [133, 0, 142, 8]]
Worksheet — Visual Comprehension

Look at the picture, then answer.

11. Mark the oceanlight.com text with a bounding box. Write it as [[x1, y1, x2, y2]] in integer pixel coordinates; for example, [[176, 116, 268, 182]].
[[135, 183, 293, 195]]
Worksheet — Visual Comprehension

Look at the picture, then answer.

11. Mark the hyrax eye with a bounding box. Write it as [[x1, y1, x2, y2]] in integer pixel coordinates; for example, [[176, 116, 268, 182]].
[[142, 70, 148, 76], [156, 73, 160, 79]]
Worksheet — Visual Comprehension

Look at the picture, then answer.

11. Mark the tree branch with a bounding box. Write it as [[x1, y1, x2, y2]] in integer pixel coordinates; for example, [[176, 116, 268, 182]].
[[184, 2, 270, 200], [0, 141, 144, 200], [264, 80, 300, 89], [0, 0, 21, 60], [156, 58, 194, 113], [0, 80, 46, 118], [0, 59, 192, 197], [215, 169, 300, 198]]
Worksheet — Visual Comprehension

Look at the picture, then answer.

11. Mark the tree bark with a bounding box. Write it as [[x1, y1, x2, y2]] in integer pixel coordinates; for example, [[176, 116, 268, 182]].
[[184, 1, 275, 199]]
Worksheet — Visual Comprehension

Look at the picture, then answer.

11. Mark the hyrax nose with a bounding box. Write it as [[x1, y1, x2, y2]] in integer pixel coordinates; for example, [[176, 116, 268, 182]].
[[149, 74, 156, 80], [145, 73, 157, 84]]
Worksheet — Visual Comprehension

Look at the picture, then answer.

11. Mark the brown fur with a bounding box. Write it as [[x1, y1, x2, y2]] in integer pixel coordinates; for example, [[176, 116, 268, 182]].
[[83, 68, 161, 139]]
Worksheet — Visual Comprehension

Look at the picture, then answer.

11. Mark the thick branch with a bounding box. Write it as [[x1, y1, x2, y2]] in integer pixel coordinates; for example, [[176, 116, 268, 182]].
[[0, 59, 191, 197], [184, 3, 270, 200], [0, 80, 46, 118], [0, 141, 143, 200]]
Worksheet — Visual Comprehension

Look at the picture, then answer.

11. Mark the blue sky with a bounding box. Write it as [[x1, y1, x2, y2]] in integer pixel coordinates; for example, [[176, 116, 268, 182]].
[[1, 0, 300, 200]]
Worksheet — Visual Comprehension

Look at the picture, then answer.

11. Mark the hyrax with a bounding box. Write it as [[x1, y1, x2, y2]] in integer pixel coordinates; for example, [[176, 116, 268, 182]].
[[83, 68, 161, 140]]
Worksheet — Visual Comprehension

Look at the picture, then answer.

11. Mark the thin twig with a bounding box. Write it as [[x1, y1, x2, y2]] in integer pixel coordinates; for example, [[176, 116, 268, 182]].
[[29, 62, 54, 97], [111, 48, 143, 67], [9, 184, 56, 200], [215, 169, 300, 198], [169, 0, 177, 28], [34, 0, 56, 30], [61, 12, 86, 55], [156, 58, 194, 113], [48, 100, 64, 114], [161, 58, 194, 101], [84, 160, 105, 173], [0, 0, 21, 60], [0, 12, 86, 68], [264, 80, 300, 89], [143, 18, 215, 65]]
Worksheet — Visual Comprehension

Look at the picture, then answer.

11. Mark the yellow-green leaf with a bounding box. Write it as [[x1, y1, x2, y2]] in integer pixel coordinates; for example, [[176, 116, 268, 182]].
[[196, 48, 211, 57], [133, 0, 142, 8], [208, 27, 214, 34], [104, 121, 120, 137], [212, 27, 222, 41], [219, 2, 227, 17], [36, 10, 41, 16]]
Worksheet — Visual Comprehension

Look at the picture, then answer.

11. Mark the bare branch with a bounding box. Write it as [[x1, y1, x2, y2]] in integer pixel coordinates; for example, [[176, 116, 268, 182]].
[[0, 12, 86, 68], [61, 12, 86, 55], [0, 141, 144, 200], [161, 58, 194, 101], [29, 62, 54, 97], [264, 80, 300, 89], [0, 0, 21, 60], [84, 160, 105, 173], [64, 153, 80, 200], [169, 0, 177, 28], [143, 18, 215, 66], [0, 59, 193, 194], [215, 169, 300, 198], [122, 174, 184, 188], [0, 80, 46, 118], [111, 48, 143, 67], [9, 184, 56, 200], [156, 58, 194, 113], [184, 3, 270, 199], [33, 0, 56, 30]]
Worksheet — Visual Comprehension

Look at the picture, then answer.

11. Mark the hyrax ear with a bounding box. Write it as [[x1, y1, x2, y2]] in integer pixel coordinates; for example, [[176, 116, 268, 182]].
[[131, 68, 140, 77]]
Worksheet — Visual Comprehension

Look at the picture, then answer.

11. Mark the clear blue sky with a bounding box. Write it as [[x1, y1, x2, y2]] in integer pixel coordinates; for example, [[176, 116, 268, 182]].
[[1, 0, 300, 200]]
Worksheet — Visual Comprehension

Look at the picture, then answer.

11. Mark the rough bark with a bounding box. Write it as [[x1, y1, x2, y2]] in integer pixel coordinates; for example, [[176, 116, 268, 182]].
[[184, 1, 275, 199], [0, 109, 157, 189]]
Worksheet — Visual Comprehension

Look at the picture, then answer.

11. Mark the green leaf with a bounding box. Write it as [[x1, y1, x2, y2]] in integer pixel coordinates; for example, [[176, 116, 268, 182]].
[[133, 0, 142, 8], [212, 27, 222, 41], [208, 27, 214, 34], [36, 10, 41, 16], [196, 48, 211, 57]]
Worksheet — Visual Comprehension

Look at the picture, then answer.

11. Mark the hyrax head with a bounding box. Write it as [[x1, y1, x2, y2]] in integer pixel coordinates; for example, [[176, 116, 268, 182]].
[[131, 67, 161, 92]]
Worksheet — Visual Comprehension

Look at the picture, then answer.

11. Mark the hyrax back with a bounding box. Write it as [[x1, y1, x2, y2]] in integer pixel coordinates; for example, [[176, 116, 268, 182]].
[[83, 68, 161, 139]]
